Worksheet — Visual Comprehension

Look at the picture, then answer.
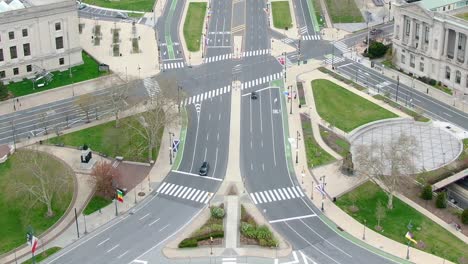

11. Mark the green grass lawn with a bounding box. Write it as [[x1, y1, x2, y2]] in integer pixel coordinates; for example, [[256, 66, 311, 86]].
[[48, 118, 163, 162], [128, 12, 145, 18], [82, 0, 154, 11], [22, 247, 62, 264], [336, 182, 468, 263], [184, 2, 207, 52], [0, 153, 73, 254], [7, 52, 106, 98], [300, 113, 335, 167], [325, 0, 364, 23], [312, 79, 397, 132], [319, 126, 350, 157], [310, 0, 325, 27], [271, 1, 293, 29], [83, 195, 112, 215]]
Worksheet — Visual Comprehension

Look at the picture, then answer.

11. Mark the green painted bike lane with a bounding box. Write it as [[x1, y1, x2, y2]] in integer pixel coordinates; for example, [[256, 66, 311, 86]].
[[271, 78, 410, 264], [305, 0, 321, 32], [164, 0, 178, 59]]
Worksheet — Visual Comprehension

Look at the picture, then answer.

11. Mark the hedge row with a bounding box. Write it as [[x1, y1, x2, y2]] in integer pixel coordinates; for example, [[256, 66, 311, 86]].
[[178, 230, 224, 248]]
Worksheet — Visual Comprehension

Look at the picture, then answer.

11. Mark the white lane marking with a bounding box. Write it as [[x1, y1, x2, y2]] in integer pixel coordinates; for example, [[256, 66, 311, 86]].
[[139, 213, 150, 220], [168, 185, 180, 196], [191, 190, 201, 201], [282, 188, 291, 199], [296, 186, 305, 196], [164, 183, 175, 195], [159, 224, 170, 232], [269, 214, 317, 224], [171, 170, 223, 181], [250, 193, 258, 204], [186, 188, 197, 200], [149, 218, 160, 226], [182, 187, 193, 199], [177, 186, 188, 197], [156, 182, 167, 192], [259, 192, 267, 203], [106, 244, 119, 253], [97, 238, 110, 247], [268, 190, 277, 201], [274, 189, 283, 200], [117, 250, 129, 259], [255, 193, 263, 204], [291, 186, 300, 197], [264, 191, 272, 202]]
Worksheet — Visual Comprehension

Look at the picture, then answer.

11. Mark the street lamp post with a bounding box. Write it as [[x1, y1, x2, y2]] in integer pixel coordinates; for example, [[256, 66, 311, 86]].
[[210, 236, 213, 255], [290, 85, 293, 115], [406, 241, 410, 259], [320, 175, 326, 211], [177, 85, 182, 112], [169, 132, 174, 165], [395, 75, 400, 102], [362, 219, 366, 240], [296, 130, 300, 164]]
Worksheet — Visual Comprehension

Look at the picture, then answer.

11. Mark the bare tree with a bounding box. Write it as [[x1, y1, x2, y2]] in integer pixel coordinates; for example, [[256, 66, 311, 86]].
[[90, 161, 121, 199], [354, 134, 417, 209], [375, 200, 386, 231], [10, 149, 72, 217], [76, 94, 94, 123], [126, 78, 179, 161], [40, 112, 49, 135], [109, 82, 129, 128], [348, 190, 359, 213]]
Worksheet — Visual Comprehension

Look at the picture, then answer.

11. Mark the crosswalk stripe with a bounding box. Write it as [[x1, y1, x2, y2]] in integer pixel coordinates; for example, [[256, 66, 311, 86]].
[[163, 183, 174, 195], [250, 193, 258, 204], [186, 188, 196, 200], [291, 186, 300, 197], [168, 184, 179, 195], [182, 187, 193, 198], [157, 182, 167, 192], [227, 85, 231, 92], [296, 186, 305, 196], [173, 186, 184, 197], [277, 189, 286, 200], [195, 94, 199, 103], [264, 191, 272, 202], [161, 183, 172, 194], [259, 192, 267, 202], [208, 91, 212, 98], [255, 193, 262, 204], [273, 189, 282, 200], [202, 193, 212, 204], [268, 190, 276, 201], [223, 86, 227, 93], [188, 97, 192, 104], [198, 192, 208, 203], [287, 187, 296, 198], [195, 191, 205, 202], [178, 187, 188, 197], [282, 188, 291, 199], [191, 190, 201, 201]]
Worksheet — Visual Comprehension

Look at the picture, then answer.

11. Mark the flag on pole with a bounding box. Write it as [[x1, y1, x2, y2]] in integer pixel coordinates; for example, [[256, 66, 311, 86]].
[[405, 231, 417, 244], [27, 233, 39, 254], [315, 183, 326, 196], [117, 189, 124, 203]]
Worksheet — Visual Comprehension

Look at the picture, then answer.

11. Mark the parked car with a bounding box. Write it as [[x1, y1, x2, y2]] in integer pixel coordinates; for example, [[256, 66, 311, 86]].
[[78, 3, 86, 9], [115, 12, 129, 19], [199, 161, 210, 176], [251, 92, 258, 100]]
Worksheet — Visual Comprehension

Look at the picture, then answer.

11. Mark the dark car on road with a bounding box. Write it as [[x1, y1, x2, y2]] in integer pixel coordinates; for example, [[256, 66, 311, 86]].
[[251, 92, 258, 100], [199, 161, 209, 176]]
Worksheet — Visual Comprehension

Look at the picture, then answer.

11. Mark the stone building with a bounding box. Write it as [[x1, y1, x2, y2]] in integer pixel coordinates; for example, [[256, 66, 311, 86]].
[[392, 1, 468, 96], [0, 0, 82, 82]]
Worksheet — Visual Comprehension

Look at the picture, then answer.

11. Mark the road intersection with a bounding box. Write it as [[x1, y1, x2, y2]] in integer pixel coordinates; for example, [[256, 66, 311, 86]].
[[4, 0, 468, 263]]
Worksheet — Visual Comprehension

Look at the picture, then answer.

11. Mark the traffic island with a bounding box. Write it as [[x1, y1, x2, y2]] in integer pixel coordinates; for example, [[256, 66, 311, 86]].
[[267, 0, 298, 39], [179, 0, 208, 66]]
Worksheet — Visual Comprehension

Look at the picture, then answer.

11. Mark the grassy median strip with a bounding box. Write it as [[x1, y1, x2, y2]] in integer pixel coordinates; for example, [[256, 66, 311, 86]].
[[22, 247, 62, 264], [184, 2, 207, 52], [300, 113, 335, 167], [336, 182, 468, 263], [325, 0, 363, 23], [83, 195, 112, 215], [271, 1, 293, 29], [82, 0, 154, 12], [7, 52, 107, 98], [312, 79, 397, 132]]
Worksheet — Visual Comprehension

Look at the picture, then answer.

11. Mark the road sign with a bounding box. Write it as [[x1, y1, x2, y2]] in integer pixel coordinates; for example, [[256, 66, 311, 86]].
[[172, 139, 180, 153], [315, 184, 326, 196], [277, 56, 285, 65]]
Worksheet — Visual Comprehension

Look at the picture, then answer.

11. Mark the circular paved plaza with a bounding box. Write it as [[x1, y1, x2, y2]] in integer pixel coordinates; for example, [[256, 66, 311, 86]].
[[349, 119, 463, 173]]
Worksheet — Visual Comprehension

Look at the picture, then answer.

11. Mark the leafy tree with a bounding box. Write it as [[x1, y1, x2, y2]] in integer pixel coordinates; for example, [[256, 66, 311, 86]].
[[462, 209, 468, 225], [435, 191, 447, 209], [420, 184, 433, 200], [0, 82, 8, 100], [367, 41, 389, 59]]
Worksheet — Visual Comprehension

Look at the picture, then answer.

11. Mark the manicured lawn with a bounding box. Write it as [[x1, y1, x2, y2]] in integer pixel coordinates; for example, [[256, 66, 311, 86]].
[[82, 0, 154, 11], [184, 2, 207, 52], [456, 13, 468, 21], [336, 181, 468, 263], [128, 12, 145, 18], [7, 52, 107, 98], [271, 1, 293, 29], [83, 195, 112, 215], [311, 79, 397, 132], [48, 118, 163, 162], [0, 152, 73, 254], [319, 126, 349, 157], [325, 0, 364, 23], [22, 247, 62, 264], [300, 113, 335, 167]]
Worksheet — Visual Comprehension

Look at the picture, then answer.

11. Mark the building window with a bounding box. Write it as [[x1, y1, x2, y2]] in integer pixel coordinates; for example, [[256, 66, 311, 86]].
[[456, 71, 461, 84], [405, 19, 410, 36], [26, 64, 32, 72], [415, 23, 420, 40], [0, 71, 5, 79], [410, 54, 415, 68], [10, 46, 17, 59], [22, 28, 28, 37], [466, 75, 468, 88], [401, 54, 405, 64], [55, 37, 64, 49], [446, 66, 451, 79], [23, 43, 31, 56], [13, 67, 19, 75], [419, 62, 424, 72], [8, 31, 14, 40], [59, 58, 64, 65], [424, 26, 429, 44], [0, 49, 3, 62], [55, 22, 61, 31]]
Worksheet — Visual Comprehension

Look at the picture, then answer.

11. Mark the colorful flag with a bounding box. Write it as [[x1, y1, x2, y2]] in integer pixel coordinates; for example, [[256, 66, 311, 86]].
[[405, 231, 417, 244], [27, 234, 38, 254], [117, 189, 124, 203]]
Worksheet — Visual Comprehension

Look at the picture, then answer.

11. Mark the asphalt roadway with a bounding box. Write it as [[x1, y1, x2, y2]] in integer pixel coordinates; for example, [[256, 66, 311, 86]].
[[13, 0, 468, 264]]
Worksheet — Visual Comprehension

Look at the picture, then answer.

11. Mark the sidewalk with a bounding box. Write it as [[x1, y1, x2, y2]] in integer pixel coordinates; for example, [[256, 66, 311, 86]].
[[0, 74, 122, 116], [284, 61, 460, 263]]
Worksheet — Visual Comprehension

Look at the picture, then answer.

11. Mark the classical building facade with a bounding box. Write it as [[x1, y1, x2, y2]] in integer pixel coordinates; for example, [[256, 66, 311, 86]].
[[392, 1, 468, 95], [0, 0, 82, 82]]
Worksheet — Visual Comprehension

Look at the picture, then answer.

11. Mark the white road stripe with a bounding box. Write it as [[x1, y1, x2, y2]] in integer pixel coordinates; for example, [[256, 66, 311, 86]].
[[195, 191, 205, 202], [106, 244, 119, 253], [287, 187, 296, 198], [268, 190, 276, 201], [274, 189, 283, 200], [296, 186, 305, 196], [259, 192, 267, 203], [269, 214, 317, 223], [191, 190, 201, 201], [173, 185, 184, 197], [149, 218, 160, 226], [157, 182, 167, 192], [167, 184, 179, 195], [282, 188, 291, 199], [291, 186, 300, 197], [162, 183, 174, 194], [255, 193, 262, 204], [139, 213, 150, 220], [264, 191, 272, 202], [185, 188, 195, 199], [97, 238, 110, 246], [177, 187, 188, 197], [250, 193, 258, 204]]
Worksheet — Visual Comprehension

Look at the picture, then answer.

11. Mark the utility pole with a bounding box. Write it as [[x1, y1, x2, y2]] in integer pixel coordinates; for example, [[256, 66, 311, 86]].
[[289, 85, 293, 114], [296, 130, 300, 164], [177, 85, 182, 112], [74, 208, 80, 238], [320, 175, 326, 211], [283, 52, 287, 81], [169, 132, 173, 165], [297, 39, 301, 65], [396, 75, 400, 102], [362, 219, 366, 240]]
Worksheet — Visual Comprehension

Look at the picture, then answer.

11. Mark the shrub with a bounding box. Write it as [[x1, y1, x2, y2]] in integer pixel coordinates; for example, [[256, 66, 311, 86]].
[[0, 82, 8, 100], [195, 230, 224, 241], [256, 225, 273, 240], [420, 184, 433, 200], [211, 207, 225, 219], [435, 191, 447, 208], [429, 79, 437, 86], [240, 222, 257, 238], [367, 41, 389, 59], [178, 238, 197, 248], [462, 209, 468, 225], [210, 224, 223, 232], [259, 238, 278, 247]]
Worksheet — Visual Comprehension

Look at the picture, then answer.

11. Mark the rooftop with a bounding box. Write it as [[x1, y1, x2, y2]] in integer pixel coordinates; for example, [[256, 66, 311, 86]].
[[0, 0, 70, 13], [420, 0, 463, 10]]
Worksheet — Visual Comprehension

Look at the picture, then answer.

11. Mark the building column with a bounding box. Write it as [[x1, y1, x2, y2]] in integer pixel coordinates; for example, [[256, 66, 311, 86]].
[[454, 31, 460, 61], [443, 28, 449, 57], [418, 23, 424, 50], [409, 19, 415, 46]]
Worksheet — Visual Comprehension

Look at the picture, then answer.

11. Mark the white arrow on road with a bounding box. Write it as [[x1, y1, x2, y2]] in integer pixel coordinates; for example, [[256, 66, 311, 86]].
[[132, 260, 148, 264]]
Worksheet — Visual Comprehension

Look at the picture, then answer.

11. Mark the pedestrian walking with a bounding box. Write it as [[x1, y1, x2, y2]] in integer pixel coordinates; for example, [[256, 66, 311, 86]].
[[13, 104, 16, 111]]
